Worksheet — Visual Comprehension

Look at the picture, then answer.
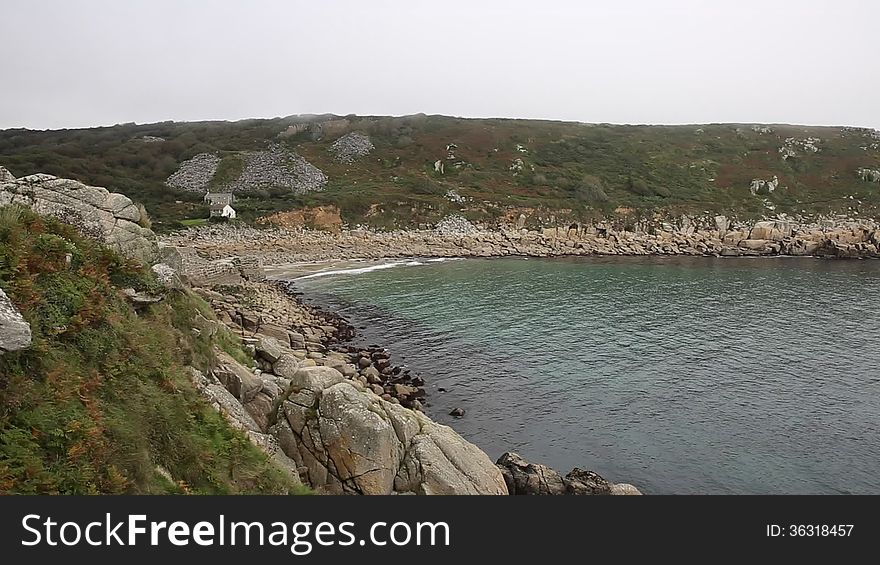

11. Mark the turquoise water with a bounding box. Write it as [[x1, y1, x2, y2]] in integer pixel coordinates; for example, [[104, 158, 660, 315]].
[[291, 256, 880, 494]]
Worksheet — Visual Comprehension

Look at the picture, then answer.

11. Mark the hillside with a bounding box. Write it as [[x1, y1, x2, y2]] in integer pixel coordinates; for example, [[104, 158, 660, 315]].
[[0, 205, 304, 494], [1, 115, 879, 231]]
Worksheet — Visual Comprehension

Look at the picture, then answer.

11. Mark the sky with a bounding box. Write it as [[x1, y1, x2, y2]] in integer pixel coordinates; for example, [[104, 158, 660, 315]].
[[1, 0, 878, 130]]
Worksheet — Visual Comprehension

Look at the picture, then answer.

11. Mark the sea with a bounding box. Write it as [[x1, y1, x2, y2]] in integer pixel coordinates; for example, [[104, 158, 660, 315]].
[[280, 255, 880, 494]]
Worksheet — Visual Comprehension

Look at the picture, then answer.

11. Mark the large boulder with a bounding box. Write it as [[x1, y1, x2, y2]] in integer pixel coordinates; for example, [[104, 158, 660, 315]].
[[496, 452, 567, 494], [211, 349, 262, 403], [255, 335, 284, 363], [275, 365, 508, 495], [0, 288, 32, 354], [0, 169, 158, 264], [750, 220, 791, 241]]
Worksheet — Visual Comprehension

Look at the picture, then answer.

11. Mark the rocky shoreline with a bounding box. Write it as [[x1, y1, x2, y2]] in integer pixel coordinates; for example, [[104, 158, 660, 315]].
[[163, 214, 880, 264], [189, 273, 642, 495]]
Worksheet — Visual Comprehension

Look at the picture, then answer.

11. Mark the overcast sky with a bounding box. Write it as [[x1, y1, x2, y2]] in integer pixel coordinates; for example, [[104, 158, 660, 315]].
[[1, 0, 878, 130]]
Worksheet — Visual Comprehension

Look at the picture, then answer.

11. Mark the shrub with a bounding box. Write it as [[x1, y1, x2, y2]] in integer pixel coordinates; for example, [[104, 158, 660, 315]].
[[136, 202, 152, 229]]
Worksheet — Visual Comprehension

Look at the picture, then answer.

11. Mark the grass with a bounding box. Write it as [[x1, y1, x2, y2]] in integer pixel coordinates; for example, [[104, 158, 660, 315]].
[[0, 206, 306, 494], [179, 218, 209, 227], [2, 116, 879, 231]]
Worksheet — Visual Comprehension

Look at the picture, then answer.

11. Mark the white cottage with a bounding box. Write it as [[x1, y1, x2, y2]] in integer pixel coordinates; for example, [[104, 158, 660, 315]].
[[209, 203, 236, 220]]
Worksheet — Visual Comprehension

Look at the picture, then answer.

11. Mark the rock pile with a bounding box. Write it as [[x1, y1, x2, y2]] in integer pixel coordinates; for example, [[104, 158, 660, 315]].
[[329, 132, 374, 163], [165, 146, 328, 194], [435, 214, 480, 235], [223, 145, 327, 194], [198, 279, 427, 409], [166, 153, 221, 192]]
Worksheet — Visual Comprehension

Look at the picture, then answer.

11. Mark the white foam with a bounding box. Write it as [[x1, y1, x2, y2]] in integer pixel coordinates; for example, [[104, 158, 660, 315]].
[[296, 257, 463, 279], [298, 262, 406, 279]]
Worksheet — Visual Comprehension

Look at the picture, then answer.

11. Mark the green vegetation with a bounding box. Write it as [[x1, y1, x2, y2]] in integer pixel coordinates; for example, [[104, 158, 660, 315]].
[[179, 218, 209, 227], [0, 206, 305, 494], [1, 116, 879, 231], [210, 153, 246, 188]]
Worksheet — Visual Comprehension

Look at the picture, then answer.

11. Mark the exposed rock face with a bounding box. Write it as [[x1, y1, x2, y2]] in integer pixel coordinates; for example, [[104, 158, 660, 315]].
[[274, 365, 508, 495], [329, 132, 374, 163], [0, 168, 158, 264], [188, 366, 303, 488], [166, 153, 221, 192], [0, 288, 32, 354], [496, 452, 641, 495], [213, 349, 263, 404]]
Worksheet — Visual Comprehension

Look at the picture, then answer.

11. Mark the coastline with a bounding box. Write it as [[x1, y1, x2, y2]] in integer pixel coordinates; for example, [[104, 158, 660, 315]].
[[160, 218, 880, 495], [163, 215, 880, 266], [187, 263, 644, 494]]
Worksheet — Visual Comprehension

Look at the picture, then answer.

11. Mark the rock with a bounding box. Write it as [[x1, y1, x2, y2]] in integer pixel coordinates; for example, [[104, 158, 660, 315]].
[[610, 483, 643, 495], [738, 239, 772, 251], [150, 263, 183, 289], [276, 368, 507, 495], [496, 452, 567, 495], [564, 467, 612, 495], [750, 220, 791, 241], [255, 336, 284, 363], [190, 366, 302, 488], [449, 407, 465, 418], [361, 365, 381, 382], [288, 331, 306, 349], [1, 172, 158, 263], [496, 452, 616, 495], [0, 288, 32, 354], [272, 353, 301, 379], [393, 383, 417, 397], [122, 288, 163, 307], [259, 323, 292, 344], [212, 349, 263, 403], [358, 356, 372, 369]]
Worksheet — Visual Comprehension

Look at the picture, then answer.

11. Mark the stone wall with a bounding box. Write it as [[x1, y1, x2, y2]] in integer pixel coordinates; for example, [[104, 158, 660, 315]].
[[175, 246, 266, 286], [0, 167, 158, 264]]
